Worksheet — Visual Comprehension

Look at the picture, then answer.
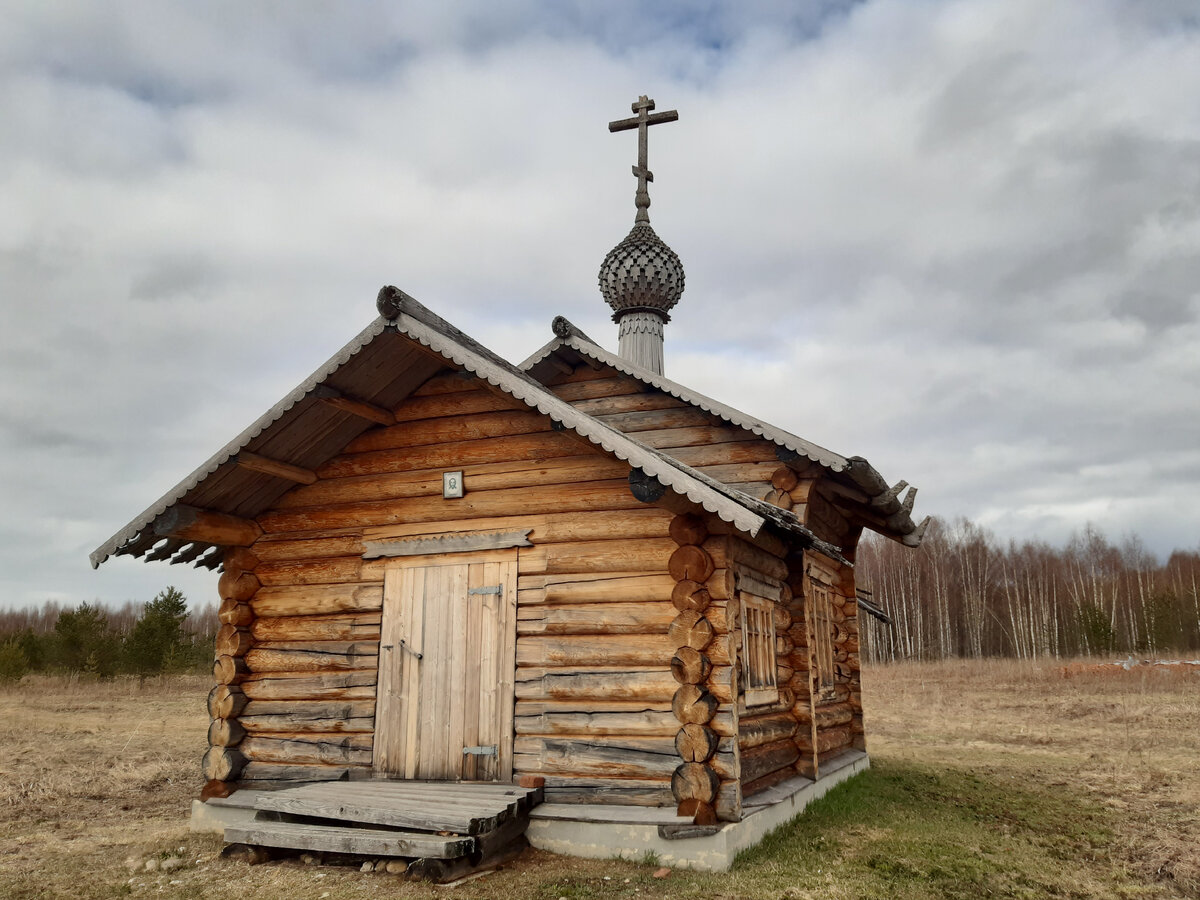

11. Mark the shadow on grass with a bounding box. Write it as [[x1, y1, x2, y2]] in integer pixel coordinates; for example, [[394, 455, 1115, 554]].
[[729, 759, 1124, 900]]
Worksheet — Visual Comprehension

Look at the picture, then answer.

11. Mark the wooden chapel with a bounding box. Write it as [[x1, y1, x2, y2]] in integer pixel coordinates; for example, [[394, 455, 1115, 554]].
[[92, 95, 926, 868]]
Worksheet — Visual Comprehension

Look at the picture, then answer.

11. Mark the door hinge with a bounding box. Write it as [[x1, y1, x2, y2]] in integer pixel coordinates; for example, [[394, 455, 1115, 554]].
[[467, 585, 502, 596], [462, 745, 497, 756]]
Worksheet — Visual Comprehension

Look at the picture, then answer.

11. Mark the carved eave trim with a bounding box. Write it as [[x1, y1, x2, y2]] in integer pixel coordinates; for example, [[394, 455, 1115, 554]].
[[362, 529, 534, 560]]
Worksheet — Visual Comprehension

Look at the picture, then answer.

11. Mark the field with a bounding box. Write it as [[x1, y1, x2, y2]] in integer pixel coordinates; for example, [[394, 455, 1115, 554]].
[[0, 660, 1196, 899]]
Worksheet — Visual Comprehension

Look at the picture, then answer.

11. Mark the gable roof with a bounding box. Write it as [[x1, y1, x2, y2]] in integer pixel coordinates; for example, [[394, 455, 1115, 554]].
[[92, 288, 845, 571], [521, 317, 928, 547]]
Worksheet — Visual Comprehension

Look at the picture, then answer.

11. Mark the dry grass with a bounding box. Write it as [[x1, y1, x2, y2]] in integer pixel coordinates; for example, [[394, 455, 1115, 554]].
[[0, 660, 1195, 899]]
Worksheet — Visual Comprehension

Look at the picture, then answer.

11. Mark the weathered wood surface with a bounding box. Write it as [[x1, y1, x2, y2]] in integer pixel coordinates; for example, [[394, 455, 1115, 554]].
[[738, 713, 798, 750], [279, 456, 628, 510], [240, 699, 375, 733], [517, 635, 687, 667], [208, 717, 246, 747], [514, 667, 676, 701], [202, 746, 246, 781], [213, 655, 249, 685], [675, 724, 719, 763], [517, 602, 674, 635], [671, 763, 719, 803], [245, 644, 378, 673], [156, 504, 262, 547], [539, 777, 672, 807], [670, 647, 711, 685], [251, 613, 381, 643], [208, 684, 248, 719], [224, 820, 473, 859], [218, 598, 254, 627], [236, 761, 360, 783], [258, 481, 643, 534], [239, 734, 373, 766], [218, 570, 261, 603], [318, 431, 586, 479], [215, 625, 253, 658], [235, 451, 317, 484], [514, 710, 678, 736], [251, 583, 383, 618], [241, 670, 376, 701], [739, 739, 801, 784], [671, 684, 718, 725]]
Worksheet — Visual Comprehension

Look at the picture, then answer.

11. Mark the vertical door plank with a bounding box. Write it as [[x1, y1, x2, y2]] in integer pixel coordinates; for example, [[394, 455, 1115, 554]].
[[445, 563, 468, 778], [372, 567, 401, 773], [403, 566, 427, 779], [462, 563, 485, 781], [497, 558, 518, 781], [478, 561, 500, 782]]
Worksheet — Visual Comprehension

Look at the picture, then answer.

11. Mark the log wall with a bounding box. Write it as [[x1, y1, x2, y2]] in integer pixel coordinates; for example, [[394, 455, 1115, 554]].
[[203, 372, 686, 801]]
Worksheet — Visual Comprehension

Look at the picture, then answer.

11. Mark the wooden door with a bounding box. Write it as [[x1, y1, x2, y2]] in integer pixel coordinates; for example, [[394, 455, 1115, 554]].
[[373, 551, 517, 781]]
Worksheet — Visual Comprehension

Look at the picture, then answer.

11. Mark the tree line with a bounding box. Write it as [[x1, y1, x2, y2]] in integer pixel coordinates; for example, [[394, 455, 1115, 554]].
[[0, 587, 218, 680], [856, 518, 1200, 662]]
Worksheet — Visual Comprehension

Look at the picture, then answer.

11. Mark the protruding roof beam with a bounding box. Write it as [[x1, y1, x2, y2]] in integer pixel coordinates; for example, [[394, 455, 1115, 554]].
[[312, 384, 395, 426], [153, 504, 262, 548], [234, 451, 317, 485]]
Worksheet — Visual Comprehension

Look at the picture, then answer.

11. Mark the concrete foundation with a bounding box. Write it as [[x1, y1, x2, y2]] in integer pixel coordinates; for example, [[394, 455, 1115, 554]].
[[526, 751, 869, 871], [190, 751, 869, 872]]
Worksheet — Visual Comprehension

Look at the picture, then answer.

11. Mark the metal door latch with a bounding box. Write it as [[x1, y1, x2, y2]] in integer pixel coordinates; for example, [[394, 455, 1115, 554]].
[[462, 745, 497, 756], [381, 639, 422, 660], [468, 585, 502, 596]]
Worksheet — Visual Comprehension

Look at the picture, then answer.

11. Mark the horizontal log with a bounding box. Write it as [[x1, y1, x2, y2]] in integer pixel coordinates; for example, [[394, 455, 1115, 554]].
[[520, 537, 674, 576], [251, 583, 383, 617], [670, 648, 711, 685], [218, 570, 261, 604], [155, 504, 261, 547], [237, 762, 362, 783], [517, 602, 674, 635], [672, 763, 719, 804], [240, 734, 373, 766], [535, 573, 675, 605], [740, 739, 800, 784], [738, 713, 798, 750], [515, 710, 678, 736], [669, 514, 708, 547], [202, 746, 246, 781], [552, 375, 642, 402], [251, 534, 364, 563], [743, 766, 801, 800], [223, 547, 260, 574], [242, 699, 377, 720], [393, 387, 524, 422], [668, 611, 713, 651], [792, 701, 853, 729], [213, 655, 249, 685], [672, 684, 718, 725], [256, 557, 364, 587], [513, 737, 679, 779], [241, 670, 377, 701], [208, 717, 246, 748], [258, 480, 642, 534], [514, 699, 673, 716], [215, 624, 252, 658], [516, 635, 671, 667], [514, 667, 676, 702], [538, 778, 672, 808], [675, 724, 719, 763], [251, 613, 382, 643], [208, 684, 247, 719], [794, 725, 852, 754], [245, 646, 378, 673], [345, 410, 551, 454], [594, 406, 716, 434], [276, 455, 630, 510], [318, 431, 585, 478], [669, 545, 714, 583], [218, 598, 254, 627]]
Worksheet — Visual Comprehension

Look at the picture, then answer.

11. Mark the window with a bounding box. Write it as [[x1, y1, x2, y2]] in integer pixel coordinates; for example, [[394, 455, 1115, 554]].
[[808, 578, 837, 699], [740, 594, 779, 706]]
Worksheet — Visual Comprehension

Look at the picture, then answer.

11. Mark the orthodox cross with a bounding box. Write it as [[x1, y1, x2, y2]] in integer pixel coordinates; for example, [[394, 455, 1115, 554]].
[[609, 95, 678, 225]]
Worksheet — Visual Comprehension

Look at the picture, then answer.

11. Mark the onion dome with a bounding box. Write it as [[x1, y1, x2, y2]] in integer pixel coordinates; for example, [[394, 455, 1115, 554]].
[[598, 223, 685, 323]]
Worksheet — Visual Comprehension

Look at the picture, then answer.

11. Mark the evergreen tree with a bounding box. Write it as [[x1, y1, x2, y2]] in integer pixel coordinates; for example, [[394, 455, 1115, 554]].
[[123, 586, 189, 674], [53, 602, 118, 676]]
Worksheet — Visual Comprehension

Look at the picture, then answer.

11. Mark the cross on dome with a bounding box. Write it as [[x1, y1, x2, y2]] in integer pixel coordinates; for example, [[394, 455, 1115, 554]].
[[608, 95, 679, 225]]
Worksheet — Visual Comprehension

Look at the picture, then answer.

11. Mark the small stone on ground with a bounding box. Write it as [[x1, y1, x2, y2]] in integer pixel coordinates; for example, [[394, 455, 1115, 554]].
[[652, 867, 671, 878]]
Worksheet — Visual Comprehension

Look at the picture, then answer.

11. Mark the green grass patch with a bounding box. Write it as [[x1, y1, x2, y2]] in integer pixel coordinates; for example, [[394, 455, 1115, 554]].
[[727, 760, 1135, 900]]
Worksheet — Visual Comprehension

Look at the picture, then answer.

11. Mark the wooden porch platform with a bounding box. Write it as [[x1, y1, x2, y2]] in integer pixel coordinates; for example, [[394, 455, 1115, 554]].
[[223, 780, 542, 882]]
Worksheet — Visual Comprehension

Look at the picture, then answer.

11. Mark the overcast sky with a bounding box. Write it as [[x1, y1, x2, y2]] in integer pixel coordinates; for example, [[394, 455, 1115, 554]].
[[2, 1, 1198, 611]]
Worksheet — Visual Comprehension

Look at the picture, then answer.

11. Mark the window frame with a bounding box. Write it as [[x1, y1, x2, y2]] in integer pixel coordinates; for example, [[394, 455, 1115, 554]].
[[739, 592, 779, 707]]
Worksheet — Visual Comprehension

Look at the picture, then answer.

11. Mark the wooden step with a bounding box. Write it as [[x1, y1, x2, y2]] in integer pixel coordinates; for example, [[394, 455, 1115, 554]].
[[255, 788, 513, 835], [225, 819, 474, 859]]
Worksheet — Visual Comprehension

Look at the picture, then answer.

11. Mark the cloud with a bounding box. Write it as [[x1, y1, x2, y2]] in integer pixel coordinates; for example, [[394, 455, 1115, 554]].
[[0, 0, 1197, 610]]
